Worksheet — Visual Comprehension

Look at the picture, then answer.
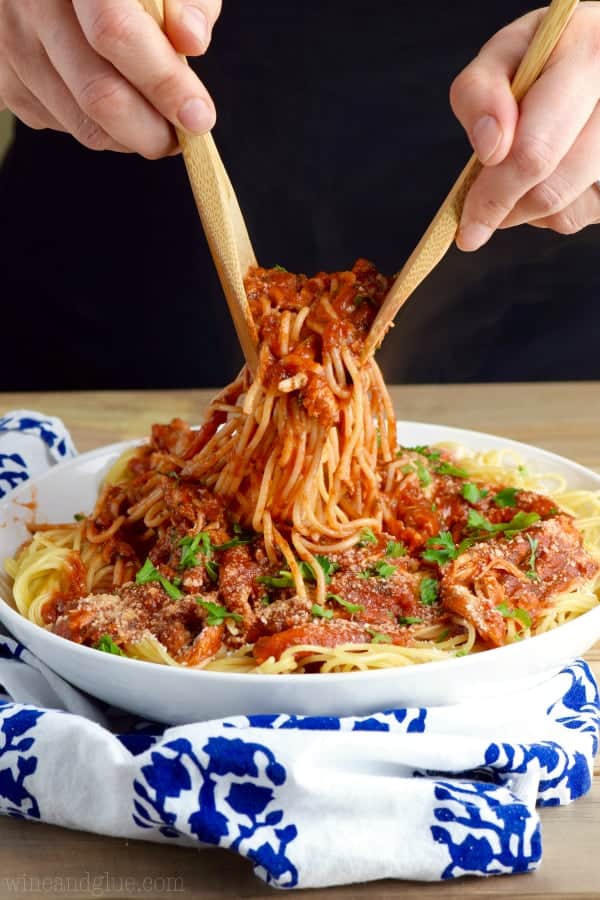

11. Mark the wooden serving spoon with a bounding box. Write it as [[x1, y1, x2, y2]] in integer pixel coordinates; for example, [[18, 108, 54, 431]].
[[362, 0, 580, 362], [140, 0, 259, 373]]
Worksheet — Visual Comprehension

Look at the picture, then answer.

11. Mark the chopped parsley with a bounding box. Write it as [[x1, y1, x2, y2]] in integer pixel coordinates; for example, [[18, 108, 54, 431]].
[[415, 460, 432, 487], [435, 461, 469, 478], [466, 509, 495, 532], [178, 536, 201, 569], [466, 509, 540, 539], [495, 602, 532, 630], [366, 628, 393, 644], [422, 531, 458, 565], [205, 559, 220, 582], [327, 593, 364, 615], [135, 558, 183, 600], [457, 537, 478, 555], [401, 445, 442, 462], [260, 595, 272, 606], [178, 533, 220, 583], [525, 535, 540, 581], [493, 487, 519, 508], [400, 464, 415, 475], [458, 508, 521, 554], [436, 628, 451, 643], [385, 540, 407, 558], [73, 512, 86, 522], [501, 511, 541, 537], [462, 483, 488, 504], [373, 560, 396, 578], [300, 555, 340, 584], [257, 571, 296, 590], [178, 532, 212, 569], [455, 649, 468, 657], [398, 615, 423, 625], [297, 562, 315, 581], [258, 556, 339, 590], [195, 599, 243, 627], [358, 528, 378, 547], [420, 577, 439, 606], [272, 264, 288, 272], [358, 560, 396, 579], [311, 603, 334, 620], [94, 635, 126, 656]]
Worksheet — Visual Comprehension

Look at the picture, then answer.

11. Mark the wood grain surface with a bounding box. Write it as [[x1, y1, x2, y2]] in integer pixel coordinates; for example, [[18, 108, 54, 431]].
[[0, 383, 598, 899]]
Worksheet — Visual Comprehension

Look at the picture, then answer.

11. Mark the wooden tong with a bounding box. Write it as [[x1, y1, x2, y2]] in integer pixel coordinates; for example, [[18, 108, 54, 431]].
[[362, 0, 580, 362], [140, 0, 258, 373]]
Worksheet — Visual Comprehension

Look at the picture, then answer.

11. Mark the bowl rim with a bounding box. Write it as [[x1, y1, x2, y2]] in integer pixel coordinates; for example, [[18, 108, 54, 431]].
[[1, 419, 599, 685]]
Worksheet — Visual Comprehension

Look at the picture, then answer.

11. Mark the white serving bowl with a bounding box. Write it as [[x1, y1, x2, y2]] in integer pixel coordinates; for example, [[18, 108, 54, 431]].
[[1, 422, 599, 725]]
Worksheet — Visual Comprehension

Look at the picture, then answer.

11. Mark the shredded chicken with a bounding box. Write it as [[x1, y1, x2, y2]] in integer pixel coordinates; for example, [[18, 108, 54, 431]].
[[441, 515, 599, 646]]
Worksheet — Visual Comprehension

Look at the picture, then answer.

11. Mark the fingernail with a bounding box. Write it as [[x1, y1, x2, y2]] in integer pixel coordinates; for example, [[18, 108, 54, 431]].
[[456, 222, 492, 252], [181, 5, 209, 48], [178, 97, 215, 134], [471, 115, 502, 164]]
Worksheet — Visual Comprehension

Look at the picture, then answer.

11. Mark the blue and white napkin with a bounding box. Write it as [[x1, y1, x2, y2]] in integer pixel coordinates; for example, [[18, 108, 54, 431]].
[[0, 410, 76, 498], [0, 410, 598, 890]]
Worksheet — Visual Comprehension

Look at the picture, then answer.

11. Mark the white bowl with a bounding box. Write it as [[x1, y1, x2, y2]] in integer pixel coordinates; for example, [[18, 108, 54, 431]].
[[1, 422, 599, 725]]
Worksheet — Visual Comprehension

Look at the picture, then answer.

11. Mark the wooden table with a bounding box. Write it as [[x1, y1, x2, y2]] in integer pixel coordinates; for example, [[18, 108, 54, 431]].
[[0, 384, 598, 900]]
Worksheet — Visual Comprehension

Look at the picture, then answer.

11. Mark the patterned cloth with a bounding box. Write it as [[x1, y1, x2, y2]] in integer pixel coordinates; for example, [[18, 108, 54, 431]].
[[0, 411, 598, 889], [0, 409, 76, 498]]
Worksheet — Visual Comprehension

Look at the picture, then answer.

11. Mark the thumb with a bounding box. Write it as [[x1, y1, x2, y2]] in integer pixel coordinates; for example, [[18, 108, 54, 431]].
[[449, 11, 544, 166]]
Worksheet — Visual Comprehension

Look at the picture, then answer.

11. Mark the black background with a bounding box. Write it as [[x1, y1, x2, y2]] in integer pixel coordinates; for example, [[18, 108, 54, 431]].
[[1, 0, 599, 390]]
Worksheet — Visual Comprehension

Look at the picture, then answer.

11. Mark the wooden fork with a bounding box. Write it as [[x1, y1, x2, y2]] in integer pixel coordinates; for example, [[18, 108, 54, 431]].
[[140, 0, 259, 373]]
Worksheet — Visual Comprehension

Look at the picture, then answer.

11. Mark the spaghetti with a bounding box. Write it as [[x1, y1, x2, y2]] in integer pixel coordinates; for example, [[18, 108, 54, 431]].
[[5, 261, 600, 673]]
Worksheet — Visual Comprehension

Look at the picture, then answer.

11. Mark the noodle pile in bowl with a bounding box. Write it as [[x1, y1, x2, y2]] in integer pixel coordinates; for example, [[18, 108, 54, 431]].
[[6, 261, 600, 673]]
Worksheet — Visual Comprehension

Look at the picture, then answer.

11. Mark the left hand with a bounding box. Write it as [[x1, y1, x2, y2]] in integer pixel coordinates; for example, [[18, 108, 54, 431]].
[[0, 0, 222, 158], [450, 2, 600, 251]]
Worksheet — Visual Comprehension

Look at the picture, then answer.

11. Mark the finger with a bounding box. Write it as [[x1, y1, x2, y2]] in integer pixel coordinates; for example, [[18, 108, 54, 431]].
[[73, 0, 216, 136], [457, 54, 600, 252], [501, 106, 600, 228], [164, 0, 222, 56], [450, 10, 544, 166], [38, 3, 174, 157], [0, 68, 65, 133], [9, 25, 131, 154], [529, 185, 600, 234]]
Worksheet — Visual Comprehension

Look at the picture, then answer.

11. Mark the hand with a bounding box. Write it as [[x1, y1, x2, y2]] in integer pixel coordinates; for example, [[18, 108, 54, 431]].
[[450, 2, 600, 250], [0, 0, 221, 158]]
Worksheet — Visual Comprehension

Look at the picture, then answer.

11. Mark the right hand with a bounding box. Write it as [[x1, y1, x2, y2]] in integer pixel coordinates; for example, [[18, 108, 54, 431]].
[[451, 3, 600, 249], [0, 0, 222, 158]]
